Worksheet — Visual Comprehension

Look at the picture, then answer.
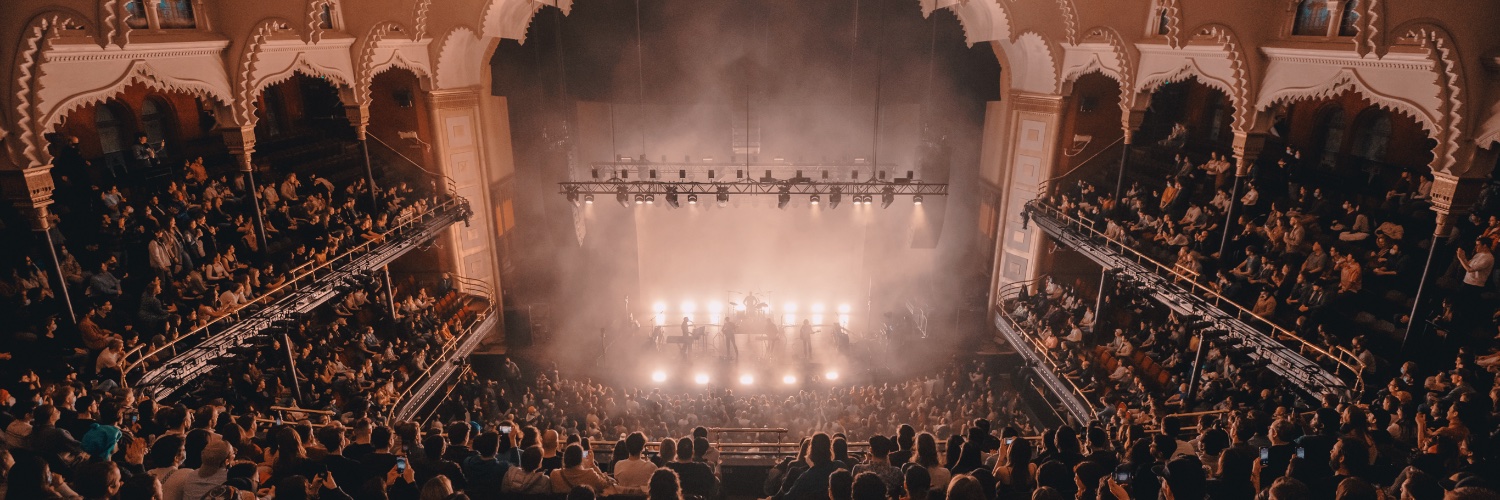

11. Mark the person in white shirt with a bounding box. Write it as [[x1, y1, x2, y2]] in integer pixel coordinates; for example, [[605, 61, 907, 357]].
[[1458, 240, 1494, 291], [612, 432, 657, 489], [162, 438, 232, 500]]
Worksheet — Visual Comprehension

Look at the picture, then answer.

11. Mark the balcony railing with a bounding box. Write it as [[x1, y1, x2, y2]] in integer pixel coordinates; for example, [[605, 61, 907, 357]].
[[1024, 200, 1365, 397], [389, 274, 499, 421], [123, 196, 472, 397], [991, 278, 1097, 425]]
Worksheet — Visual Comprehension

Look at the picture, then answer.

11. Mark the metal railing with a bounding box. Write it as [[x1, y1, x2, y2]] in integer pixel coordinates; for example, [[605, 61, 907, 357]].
[[1024, 200, 1365, 395], [1034, 137, 1125, 198], [388, 274, 497, 418], [120, 196, 469, 380], [417, 365, 474, 426], [994, 278, 1100, 416]]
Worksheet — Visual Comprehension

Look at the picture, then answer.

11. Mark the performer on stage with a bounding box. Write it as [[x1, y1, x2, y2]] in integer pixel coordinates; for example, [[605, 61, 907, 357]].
[[799, 319, 814, 358], [679, 316, 693, 356], [830, 323, 850, 354], [723, 318, 739, 360], [766, 317, 783, 355]]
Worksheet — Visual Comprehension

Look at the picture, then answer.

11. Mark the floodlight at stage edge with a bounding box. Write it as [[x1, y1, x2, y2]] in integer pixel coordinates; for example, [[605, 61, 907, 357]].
[[739, 374, 755, 386], [825, 370, 840, 381], [783, 375, 798, 385], [651, 370, 668, 383], [694, 373, 710, 385], [838, 303, 852, 314]]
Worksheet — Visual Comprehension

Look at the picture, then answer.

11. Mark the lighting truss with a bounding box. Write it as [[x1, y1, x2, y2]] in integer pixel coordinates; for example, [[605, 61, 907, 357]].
[[558, 180, 946, 198]]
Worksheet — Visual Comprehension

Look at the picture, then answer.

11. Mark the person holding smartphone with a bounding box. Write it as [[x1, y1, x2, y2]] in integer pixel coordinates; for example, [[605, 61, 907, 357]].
[[548, 443, 613, 494], [613, 432, 656, 490]]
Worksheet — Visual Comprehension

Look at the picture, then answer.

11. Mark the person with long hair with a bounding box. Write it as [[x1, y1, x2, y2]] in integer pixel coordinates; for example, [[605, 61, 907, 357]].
[[994, 437, 1035, 498], [782, 433, 838, 500], [648, 468, 682, 500], [5, 455, 79, 499], [946, 475, 985, 500], [911, 433, 950, 492]]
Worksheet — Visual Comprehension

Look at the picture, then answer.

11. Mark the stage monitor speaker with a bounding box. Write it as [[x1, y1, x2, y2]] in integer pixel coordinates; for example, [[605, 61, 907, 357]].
[[503, 308, 532, 347]]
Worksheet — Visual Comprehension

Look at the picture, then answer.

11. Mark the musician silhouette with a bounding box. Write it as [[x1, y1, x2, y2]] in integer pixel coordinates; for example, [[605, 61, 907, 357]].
[[679, 317, 693, 356], [723, 319, 739, 360], [799, 319, 814, 358]]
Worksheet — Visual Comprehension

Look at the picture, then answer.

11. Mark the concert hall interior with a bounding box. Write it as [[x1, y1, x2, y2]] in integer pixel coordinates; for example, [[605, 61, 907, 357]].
[[2, 0, 1500, 499]]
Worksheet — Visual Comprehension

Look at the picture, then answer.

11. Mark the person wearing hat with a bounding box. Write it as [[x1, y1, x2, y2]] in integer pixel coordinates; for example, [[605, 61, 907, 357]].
[[162, 438, 233, 500], [80, 421, 122, 461]]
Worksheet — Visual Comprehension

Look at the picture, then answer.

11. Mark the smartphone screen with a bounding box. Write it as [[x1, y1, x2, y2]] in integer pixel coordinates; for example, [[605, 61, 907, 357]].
[[1296, 447, 1305, 459], [583, 450, 590, 459], [1005, 437, 1015, 445], [1259, 447, 1270, 464], [500, 425, 513, 433], [1115, 471, 1131, 482], [396, 457, 407, 472]]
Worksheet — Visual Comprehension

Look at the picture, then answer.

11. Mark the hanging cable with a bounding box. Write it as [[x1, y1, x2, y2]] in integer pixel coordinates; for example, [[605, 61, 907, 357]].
[[847, 0, 860, 106], [633, 0, 647, 158], [869, 0, 887, 179]]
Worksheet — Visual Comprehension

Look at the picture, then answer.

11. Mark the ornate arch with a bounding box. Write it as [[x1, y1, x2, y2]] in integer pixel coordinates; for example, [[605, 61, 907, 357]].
[[481, 0, 572, 42], [413, 0, 435, 40], [433, 26, 485, 90], [40, 59, 233, 134], [233, 18, 296, 127], [354, 21, 411, 107], [1187, 24, 1255, 134], [1393, 21, 1466, 173], [1259, 69, 1437, 137], [944, 0, 1014, 45], [1063, 27, 1137, 130], [1349, 0, 1387, 57], [1153, 0, 1185, 48], [9, 10, 95, 169], [1002, 31, 1061, 94], [1055, 0, 1081, 45]]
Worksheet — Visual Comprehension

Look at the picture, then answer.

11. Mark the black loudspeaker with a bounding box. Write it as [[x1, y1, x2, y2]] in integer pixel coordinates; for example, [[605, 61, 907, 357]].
[[503, 308, 532, 347]]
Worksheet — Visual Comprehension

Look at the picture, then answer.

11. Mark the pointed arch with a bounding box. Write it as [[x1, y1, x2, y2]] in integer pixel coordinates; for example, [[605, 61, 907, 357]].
[[306, 0, 344, 43], [1001, 31, 1062, 94], [434, 26, 485, 90], [1393, 21, 1467, 174], [9, 10, 96, 168]]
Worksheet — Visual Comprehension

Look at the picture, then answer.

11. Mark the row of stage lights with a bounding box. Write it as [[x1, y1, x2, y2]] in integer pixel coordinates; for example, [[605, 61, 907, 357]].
[[649, 369, 840, 386], [572, 191, 922, 209], [652, 301, 852, 326]]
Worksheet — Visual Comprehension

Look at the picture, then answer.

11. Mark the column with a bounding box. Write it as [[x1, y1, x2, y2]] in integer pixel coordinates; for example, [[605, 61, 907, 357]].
[[345, 103, 397, 318], [221, 126, 268, 253], [1, 166, 75, 323], [1403, 172, 1486, 347], [1220, 132, 1266, 257]]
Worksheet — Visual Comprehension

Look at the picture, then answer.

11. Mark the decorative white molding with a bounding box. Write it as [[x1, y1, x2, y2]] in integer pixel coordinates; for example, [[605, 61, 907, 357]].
[[434, 26, 484, 90], [1192, 24, 1254, 134], [1003, 32, 1061, 94], [37, 40, 234, 133], [10, 11, 93, 169], [413, 0, 435, 40], [369, 38, 434, 82], [233, 19, 294, 127], [1260, 68, 1436, 133], [1055, 0, 1081, 44], [306, 0, 336, 43], [1400, 23, 1466, 174], [1257, 46, 1441, 138], [354, 22, 408, 106], [481, 0, 571, 42], [945, 0, 1014, 45]]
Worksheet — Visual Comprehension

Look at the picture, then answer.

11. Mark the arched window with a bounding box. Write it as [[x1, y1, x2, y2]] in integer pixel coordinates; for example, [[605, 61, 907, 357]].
[[1338, 0, 1360, 36], [141, 98, 171, 144], [1156, 8, 1171, 35], [319, 4, 336, 30], [1292, 0, 1332, 36], [1351, 111, 1392, 163], [95, 103, 127, 154], [156, 0, 196, 29], [1316, 106, 1345, 169], [124, 0, 149, 29]]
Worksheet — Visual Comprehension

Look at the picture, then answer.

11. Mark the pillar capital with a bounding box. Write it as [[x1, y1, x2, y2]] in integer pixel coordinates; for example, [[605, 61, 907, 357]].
[[344, 104, 370, 140], [1, 166, 56, 230], [1122, 108, 1147, 145], [220, 126, 257, 172], [1429, 172, 1486, 218], [1231, 131, 1268, 177]]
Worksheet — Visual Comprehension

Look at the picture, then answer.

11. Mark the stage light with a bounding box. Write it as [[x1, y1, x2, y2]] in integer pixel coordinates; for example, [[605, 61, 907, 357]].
[[717, 187, 730, 207], [694, 373, 710, 385], [825, 370, 840, 381], [913, 195, 923, 206], [784, 303, 797, 313], [654, 302, 667, 313], [881, 187, 895, 209], [584, 194, 594, 205], [666, 186, 680, 208], [645, 195, 655, 205], [681, 301, 696, 314], [739, 374, 754, 386], [651, 370, 668, 383], [783, 374, 798, 385], [635, 195, 645, 205], [777, 186, 791, 209], [617, 187, 630, 208], [837, 304, 851, 314], [809, 195, 820, 206], [735, 302, 746, 312], [566, 187, 580, 207], [829, 189, 841, 209], [687, 194, 698, 205], [708, 301, 723, 324], [811, 304, 825, 314], [653, 302, 666, 326]]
